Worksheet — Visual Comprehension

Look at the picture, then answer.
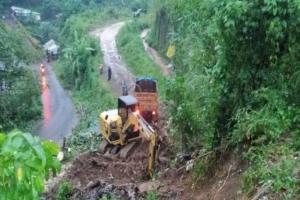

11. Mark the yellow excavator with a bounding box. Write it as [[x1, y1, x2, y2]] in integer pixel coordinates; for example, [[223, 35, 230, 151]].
[[99, 95, 158, 177]]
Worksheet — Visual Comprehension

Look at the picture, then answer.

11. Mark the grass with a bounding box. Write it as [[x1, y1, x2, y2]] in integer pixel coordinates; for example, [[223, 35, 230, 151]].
[[116, 18, 167, 98], [56, 180, 73, 200]]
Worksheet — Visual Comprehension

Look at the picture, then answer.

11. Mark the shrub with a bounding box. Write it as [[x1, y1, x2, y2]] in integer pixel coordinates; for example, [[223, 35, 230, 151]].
[[146, 191, 159, 200], [231, 88, 291, 145], [0, 130, 61, 199], [56, 180, 73, 200], [242, 144, 299, 199]]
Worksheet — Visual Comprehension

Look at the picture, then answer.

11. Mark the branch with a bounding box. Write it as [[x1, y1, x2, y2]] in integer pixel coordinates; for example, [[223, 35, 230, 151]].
[[212, 164, 232, 200]]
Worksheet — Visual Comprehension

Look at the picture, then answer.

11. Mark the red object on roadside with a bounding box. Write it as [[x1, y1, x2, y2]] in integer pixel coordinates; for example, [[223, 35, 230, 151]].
[[40, 64, 46, 76]]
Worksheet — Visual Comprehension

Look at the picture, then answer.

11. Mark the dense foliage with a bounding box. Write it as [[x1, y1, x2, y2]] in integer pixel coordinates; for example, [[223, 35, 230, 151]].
[[152, 0, 300, 198], [0, 22, 41, 131], [0, 130, 61, 199]]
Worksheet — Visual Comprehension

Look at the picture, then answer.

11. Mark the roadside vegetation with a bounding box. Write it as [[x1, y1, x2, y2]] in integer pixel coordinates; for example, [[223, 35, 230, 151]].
[[0, 130, 61, 199], [0, 21, 41, 132], [117, 18, 167, 97], [150, 0, 300, 198]]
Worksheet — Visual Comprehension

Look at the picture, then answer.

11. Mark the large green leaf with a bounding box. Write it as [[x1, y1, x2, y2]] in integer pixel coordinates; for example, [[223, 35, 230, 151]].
[[0, 130, 61, 199], [0, 133, 6, 147], [42, 140, 60, 156]]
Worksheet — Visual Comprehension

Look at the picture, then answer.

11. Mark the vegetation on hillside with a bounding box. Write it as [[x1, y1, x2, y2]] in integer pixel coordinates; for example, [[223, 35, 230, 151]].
[[150, 0, 300, 198], [0, 21, 41, 132]]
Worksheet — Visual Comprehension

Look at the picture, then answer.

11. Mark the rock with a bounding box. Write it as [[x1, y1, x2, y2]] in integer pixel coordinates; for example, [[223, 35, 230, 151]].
[[158, 156, 169, 163], [137, 181, 160, 193], [185, 159, 194, 171], [86, 180, 100, 189]]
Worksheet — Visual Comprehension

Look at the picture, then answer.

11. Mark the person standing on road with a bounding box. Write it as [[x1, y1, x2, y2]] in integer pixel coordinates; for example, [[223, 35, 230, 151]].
[[99, 64, 104, 75], [108, 66, 112, 81]]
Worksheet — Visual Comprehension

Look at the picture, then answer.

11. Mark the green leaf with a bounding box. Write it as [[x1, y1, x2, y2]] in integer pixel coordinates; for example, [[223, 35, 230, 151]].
[[0, 133, 6, 147], [42, 140, 60, 156]]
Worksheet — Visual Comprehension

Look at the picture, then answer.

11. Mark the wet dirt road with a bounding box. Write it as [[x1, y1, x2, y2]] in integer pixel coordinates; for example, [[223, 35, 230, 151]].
[[33, 63, 78, 144], [90, 22, 135, 95]]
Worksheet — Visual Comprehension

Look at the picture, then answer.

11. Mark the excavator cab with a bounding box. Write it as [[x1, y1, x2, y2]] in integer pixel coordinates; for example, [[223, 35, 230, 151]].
[[100, 95, 140, 146], [118, 95, 139, 123]]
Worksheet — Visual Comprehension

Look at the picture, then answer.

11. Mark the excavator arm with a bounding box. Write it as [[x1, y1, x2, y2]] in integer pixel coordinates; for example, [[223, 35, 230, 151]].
[[122, 112, 158, 177]]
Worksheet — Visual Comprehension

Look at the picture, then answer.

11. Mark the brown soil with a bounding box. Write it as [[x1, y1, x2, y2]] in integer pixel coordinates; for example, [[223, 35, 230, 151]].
[[45, 146, 246, 200]]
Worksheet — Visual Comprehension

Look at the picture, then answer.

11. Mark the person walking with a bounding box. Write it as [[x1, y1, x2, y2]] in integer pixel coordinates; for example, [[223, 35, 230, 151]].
[[107, 66, 112, 81]]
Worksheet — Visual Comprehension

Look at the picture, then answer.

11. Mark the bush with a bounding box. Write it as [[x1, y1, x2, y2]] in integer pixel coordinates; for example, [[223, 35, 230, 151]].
[[56, 180, 73, 200], [146, 191, 159, 200], [231, 88, 291, 145], [242, 144, 299, 199], [192, 156, 212, 184], [0, 130, 61, 199]]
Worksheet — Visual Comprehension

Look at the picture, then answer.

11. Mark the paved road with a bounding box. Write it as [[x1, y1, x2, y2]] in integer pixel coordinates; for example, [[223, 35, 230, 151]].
[[90, 22, 135, 95], [33, 62, 78, 144]]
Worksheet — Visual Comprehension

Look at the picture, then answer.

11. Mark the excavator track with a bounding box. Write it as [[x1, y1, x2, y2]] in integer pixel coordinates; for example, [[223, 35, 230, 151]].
[[99, 139, 137, 159], [99, 139, 109, 154], [120, 142, 137, 159]]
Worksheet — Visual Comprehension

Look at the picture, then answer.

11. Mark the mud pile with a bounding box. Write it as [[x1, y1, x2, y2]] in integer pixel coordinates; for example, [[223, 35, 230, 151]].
[[67, 146, 148, 187], [71, 180, 137, 200], [59, 142, 162, 199]]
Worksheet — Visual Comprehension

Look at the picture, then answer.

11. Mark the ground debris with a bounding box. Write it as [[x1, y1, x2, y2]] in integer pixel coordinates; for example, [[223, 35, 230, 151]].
[[138, 181, 160, 193], [71, 180, 137, 200]]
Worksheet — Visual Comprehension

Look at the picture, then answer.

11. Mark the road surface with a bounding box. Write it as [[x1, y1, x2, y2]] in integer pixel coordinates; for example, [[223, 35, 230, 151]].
[[90, 22, 135, 95], [33, 63, 78, 144]]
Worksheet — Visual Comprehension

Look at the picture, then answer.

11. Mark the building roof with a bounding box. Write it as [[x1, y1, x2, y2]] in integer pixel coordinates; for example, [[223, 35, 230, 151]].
[[44, 39, 59, 54], [11, 6, 40, 16]]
